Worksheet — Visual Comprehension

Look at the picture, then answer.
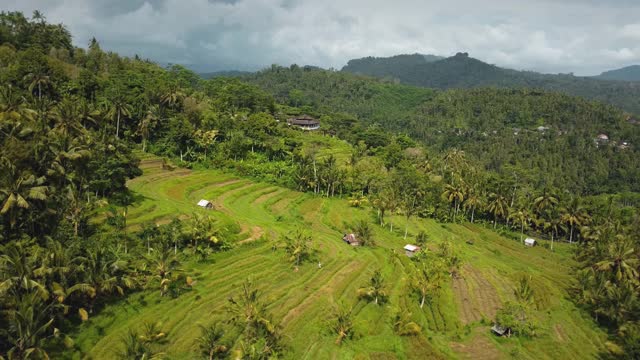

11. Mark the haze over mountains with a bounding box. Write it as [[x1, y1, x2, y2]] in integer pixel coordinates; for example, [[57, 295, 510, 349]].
[[198, 53, 640, 114], [340, 54, 640, 116], [595, 65, 640, 82]]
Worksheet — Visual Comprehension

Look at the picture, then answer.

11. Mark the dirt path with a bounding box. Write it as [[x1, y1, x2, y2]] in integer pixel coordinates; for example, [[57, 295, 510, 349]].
[[238, 226, 265, 244]]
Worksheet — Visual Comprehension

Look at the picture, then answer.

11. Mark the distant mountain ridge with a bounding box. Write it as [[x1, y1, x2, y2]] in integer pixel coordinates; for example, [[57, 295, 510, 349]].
[[594, 65, 640, 82], [199, 70, 253, 79], [341, 53, 640, 114]]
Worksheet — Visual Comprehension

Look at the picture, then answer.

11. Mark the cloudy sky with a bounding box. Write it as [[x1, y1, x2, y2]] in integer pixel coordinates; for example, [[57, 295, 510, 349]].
[[4, 0, 640, 75]]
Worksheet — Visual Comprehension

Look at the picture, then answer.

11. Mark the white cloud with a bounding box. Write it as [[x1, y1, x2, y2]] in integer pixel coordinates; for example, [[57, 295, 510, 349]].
[[3, 0, 640, 75]]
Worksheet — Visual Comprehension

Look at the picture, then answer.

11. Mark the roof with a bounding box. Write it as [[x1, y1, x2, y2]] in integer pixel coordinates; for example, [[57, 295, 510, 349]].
[[197, 199, 211, 207], [343, 233, 356, 242], [287, 115, 319, 126], [491, 324, 508, 335], [597, 134, 609, 140], [403, 244, 420, 252], [525, 238, 536, 244]]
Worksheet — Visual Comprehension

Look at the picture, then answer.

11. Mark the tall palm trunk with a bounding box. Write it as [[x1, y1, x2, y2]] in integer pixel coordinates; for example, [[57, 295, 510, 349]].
[[471, 206, 475, 223], [569, 224, 574, 244], [116, 109, 121, 139]]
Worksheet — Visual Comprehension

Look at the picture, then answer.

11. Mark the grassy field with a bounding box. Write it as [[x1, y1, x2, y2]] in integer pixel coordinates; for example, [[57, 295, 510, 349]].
[[70, 154, 607, 359]]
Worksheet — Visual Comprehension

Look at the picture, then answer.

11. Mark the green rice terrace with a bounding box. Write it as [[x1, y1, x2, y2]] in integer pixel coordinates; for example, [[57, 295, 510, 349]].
[[70, 154, 606, 359]]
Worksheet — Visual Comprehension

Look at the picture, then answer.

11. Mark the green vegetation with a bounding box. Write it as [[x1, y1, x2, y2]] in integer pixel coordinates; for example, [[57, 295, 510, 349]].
[[342, 52, 640, 114], [0, 10, 638, 360], [595, 65, 640, 82]]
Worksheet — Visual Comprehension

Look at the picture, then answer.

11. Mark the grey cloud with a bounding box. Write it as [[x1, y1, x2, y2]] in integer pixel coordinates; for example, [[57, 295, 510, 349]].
[[3, 0, 640, 75]]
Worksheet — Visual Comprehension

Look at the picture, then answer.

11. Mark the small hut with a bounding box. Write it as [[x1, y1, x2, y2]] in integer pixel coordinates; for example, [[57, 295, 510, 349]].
[[403, 244, 421, 257], [491, 324, 511, 337], [524, 238, 536, 247], [197, 199, 213, 209], [342, 233, 359, 246]]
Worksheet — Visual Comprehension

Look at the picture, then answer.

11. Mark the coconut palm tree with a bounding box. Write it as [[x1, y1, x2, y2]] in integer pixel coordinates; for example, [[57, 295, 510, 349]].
[[281, 229, 314, 267], [51, 97, 83, 136], [357, 269, 387, 305], [533, 189, 559, 218], [561, 197, 588, 244], [595, 236, 639, 284], [412, 261, 446, 309], [442, 184, 465, 223], [487, 193, 509, 228], [0, 165, 48, 228], [146, 247, 181, 296], [3, 291, 57, 359], [196, 324, 228, 360], [24, 71, 50, 101], [509, 208, 531, 243], [226, 279, 280, 349], [352, 219, 374, 247], [542, 216, 564, 251], [106, 96, 133, 139], [161, 86, 185, 109], [329, 303, 354, 345], [138, 105, 160, 152], [463, 190, 483, 223]]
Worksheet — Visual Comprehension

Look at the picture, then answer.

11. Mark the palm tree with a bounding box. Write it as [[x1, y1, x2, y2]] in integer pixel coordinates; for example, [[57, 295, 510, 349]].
[[0, 166, 48, 228], [352, 219, 374, 246], [79, 247, 135, 312], [487, 193, 508, 229], [138, 105, 159, 152], [24, 71, 50, 101], [595, 236, 639, 284], [412, 261, 446, 309], [146, 247, 181, 296], [51, 97, 85, 138], [442, 184, 465, 223], [3, 291, 57, 359], [196, 324, 228, 360], [161, 86, 185, 108], [107, 96, 133, 139], [357, 269, 387, 305], [329, 303, 354, 345], [281, 229, 313, 267], [509, 208, 531, 243], [463, 190, 483, 223], [542, 216, 564, 251], [561, 198, 588, 244], [0, 242, 48, 299], [226, 279, 280, 349], [533, 189, 559, 218]]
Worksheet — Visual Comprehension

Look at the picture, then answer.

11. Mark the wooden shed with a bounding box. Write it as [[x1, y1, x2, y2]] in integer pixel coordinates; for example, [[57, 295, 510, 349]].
[[197, 199, 213, 209], [342, 233, 359, 246], [403, 244, 421, 257], [524, 238, 536, 247]]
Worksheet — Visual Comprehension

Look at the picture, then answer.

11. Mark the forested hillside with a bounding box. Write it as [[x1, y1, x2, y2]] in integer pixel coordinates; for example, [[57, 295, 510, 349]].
[[342, 52, 640, 114], [247, 65, 640, 194], [595, 65, 640, 82], [1, 11, 639, 360]]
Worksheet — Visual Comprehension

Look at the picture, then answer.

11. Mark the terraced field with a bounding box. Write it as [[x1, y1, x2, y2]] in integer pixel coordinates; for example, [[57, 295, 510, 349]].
[[72, 155, 607, 359]]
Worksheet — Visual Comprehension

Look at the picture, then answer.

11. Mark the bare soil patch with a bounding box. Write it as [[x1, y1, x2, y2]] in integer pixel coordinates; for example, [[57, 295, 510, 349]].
[[452, 265, 503, 324]]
